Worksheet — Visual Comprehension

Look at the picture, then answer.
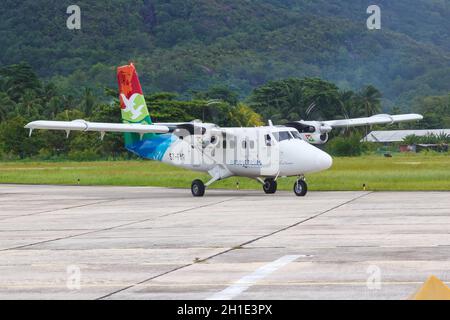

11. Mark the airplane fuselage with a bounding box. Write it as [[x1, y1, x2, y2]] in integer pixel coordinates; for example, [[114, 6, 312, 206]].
[[129, 125, 333, 180]]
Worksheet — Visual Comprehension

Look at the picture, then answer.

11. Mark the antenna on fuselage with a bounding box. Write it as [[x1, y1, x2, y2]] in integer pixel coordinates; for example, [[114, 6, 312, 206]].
[[268, 120, 274, 127]]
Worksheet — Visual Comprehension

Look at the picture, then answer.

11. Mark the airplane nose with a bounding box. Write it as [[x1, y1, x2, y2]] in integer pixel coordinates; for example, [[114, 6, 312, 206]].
[[317, 151, 333, 170], [306, 145, 333, 172], [294, 141, 333, 174]]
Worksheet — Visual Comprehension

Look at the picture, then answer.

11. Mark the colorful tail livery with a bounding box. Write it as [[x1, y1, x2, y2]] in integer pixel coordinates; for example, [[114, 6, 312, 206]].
[[117, 63, 176, 160], [117, 63, 152, 125]]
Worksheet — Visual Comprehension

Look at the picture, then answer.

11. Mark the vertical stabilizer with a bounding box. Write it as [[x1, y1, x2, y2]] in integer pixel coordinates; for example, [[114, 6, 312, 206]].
[[117, 63, 152, 124]]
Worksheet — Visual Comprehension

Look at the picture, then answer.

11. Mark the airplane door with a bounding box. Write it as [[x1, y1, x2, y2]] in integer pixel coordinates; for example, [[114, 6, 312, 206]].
[[258, 129, 280, 176], [242, 130, 259, 175]]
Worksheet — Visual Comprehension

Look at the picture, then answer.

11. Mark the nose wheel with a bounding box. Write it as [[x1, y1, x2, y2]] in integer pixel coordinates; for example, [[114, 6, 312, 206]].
[[294, 179, 307, 197], [263, 178, 277, 194], [191, 179, 205, 197]]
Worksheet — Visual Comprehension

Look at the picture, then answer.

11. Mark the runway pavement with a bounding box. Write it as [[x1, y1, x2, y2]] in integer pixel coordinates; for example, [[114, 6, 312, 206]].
[[0, 184, 449, 300]]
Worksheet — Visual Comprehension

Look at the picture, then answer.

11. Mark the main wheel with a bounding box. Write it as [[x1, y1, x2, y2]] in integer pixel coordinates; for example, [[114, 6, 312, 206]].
[[263, 178, 277, 194], [293, 179, 307, 197], [191, 179, 205, 197]]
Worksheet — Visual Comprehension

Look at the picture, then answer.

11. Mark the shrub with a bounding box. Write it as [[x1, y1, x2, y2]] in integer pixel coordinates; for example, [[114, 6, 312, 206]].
[[326, 135, 362, 157], [403, 133, 450, 145], [68, 149, 101, 161], [36, 148, 53, 160]]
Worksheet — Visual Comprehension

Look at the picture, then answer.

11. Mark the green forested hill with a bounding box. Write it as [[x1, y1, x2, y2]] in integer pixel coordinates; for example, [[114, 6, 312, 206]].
[[0, 0, 449, 109]]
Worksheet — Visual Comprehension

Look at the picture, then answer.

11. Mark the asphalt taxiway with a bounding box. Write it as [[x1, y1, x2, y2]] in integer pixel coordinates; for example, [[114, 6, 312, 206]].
[[0, 184, 449, 299]]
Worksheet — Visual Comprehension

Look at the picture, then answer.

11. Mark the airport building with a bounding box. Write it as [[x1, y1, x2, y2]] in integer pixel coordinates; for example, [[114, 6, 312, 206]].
[[362, 129, 450, 152]]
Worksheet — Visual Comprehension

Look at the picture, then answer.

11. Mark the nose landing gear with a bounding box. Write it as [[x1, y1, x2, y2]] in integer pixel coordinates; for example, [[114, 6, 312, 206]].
[[293, 178, 307, 197]]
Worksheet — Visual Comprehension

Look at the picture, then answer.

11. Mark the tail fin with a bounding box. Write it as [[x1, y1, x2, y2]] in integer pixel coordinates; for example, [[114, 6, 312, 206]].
[[117, 63, 152, 124]]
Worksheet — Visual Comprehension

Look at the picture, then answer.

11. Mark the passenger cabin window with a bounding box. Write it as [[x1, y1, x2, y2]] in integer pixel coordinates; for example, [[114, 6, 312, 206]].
[[249, 141, 255, 149], [242, 140, 247, 149]]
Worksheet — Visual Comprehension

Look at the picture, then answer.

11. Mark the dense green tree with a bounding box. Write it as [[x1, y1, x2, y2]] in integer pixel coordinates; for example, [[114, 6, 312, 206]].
[[403, 133, 450, 145], [79, 88, 97, 116], [358, 85, 382, 118], [37, 109, 87, 158], [0, 60, 447, 161], [249, 78, 341, 123], [0, 116, 44, 158], [0, 92, 16, 121], [227, 103, 264, 127], [193, 86, 239, 106], [89, 103, 127, 157], [146, 93, 235, 125], [16, 89, 44, 120], [0, 63, 41, 102], [1, 1, 449, 108], [325, 134, 363, 157], [412, 94, 450, 129], [339, 90, 361, 118]]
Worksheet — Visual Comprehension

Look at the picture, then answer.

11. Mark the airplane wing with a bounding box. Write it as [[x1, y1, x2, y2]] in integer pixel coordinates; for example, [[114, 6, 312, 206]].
[[285, 113, 423, 144], [322, 114, 423, 128], [25, 120, 169, 137]]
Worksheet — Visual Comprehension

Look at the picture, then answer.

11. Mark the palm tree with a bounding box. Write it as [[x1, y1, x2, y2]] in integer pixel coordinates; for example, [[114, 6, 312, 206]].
[[79, 88, 96, 116], [0, 92, 15, 122], [339, 90, 360, 118], [0, 63, 41, 102], [18, 89, 42, 119], [403, 134, 421, 145], [357, 85, 382, 137], [0, 104, 6, 122], [359, 85, 382, 117]]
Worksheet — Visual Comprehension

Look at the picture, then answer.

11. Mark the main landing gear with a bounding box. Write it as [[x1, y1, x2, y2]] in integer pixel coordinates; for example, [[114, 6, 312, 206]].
[[191, 179, 205, 197], [263, 178, 277, 194], [191, 167, 232, 197]]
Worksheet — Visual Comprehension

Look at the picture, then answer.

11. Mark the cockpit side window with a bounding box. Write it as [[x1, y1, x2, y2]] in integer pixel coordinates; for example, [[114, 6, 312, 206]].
[[264, 134, 273, 146], [272, 133, 279, 142], [290, 131, 303, 140]]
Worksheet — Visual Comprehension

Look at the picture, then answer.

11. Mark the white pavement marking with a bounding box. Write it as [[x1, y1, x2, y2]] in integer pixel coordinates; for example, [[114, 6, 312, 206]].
[[207, 255, 303, 300]]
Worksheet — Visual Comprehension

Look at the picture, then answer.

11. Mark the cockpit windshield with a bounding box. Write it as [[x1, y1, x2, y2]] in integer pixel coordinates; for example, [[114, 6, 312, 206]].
[[271, 130, 303, 142], [273, 131, 293, 142]]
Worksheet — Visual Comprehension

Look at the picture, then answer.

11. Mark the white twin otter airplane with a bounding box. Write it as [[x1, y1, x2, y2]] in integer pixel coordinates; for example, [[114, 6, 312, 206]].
[[25, 64, 423, 197]]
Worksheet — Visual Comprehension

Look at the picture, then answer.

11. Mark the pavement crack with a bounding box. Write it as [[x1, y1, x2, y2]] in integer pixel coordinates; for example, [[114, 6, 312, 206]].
[[0, 199, 123, 221], [196, 192, 373, 263], [96, 192, 371, 300], [0, 197, 237, 252]]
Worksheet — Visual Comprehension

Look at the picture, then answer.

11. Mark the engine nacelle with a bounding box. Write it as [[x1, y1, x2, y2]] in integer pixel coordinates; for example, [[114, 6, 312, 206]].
[[285, 121, 331, 145], [299, 132, 329, 144]]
